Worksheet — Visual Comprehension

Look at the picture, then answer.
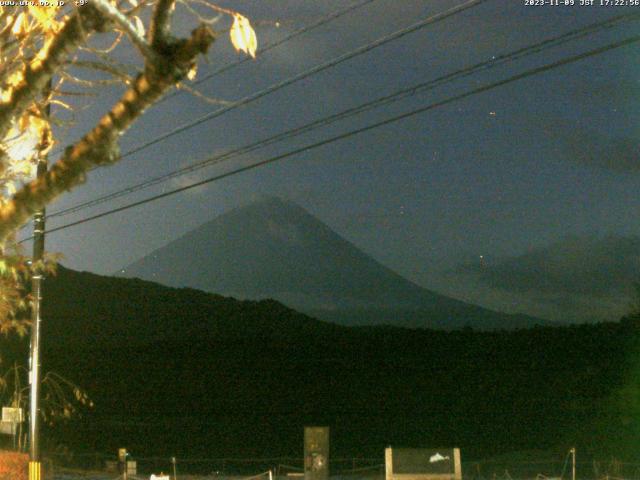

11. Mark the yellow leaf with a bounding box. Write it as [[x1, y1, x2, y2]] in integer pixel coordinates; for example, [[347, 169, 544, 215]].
[[18, 111, 30, 132], [1, 71, 22, 103], [6, 71, 22, 88], [26, 113, 50, 144], [11, 12, 28, 36], [4, 126, 37, 161], [10, 159, 35, 177], [28, 5, 59, 31], [187, 64, 198, 81], [230, 14, 257, 59], [133, 16, 145, 37]]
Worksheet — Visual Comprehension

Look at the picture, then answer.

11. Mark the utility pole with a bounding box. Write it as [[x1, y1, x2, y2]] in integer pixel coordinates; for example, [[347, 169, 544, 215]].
[[29, 81, 50, 480]]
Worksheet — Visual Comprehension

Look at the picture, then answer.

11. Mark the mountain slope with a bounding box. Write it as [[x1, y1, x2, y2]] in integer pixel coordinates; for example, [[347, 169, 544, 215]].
[[2, 266, 632, 461], [42, 265, 337, 349], [119, 196, 548, 329]]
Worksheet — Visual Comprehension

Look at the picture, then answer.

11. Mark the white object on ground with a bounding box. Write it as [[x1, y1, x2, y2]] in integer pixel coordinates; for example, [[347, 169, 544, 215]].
[[429, 453, 450, 463]]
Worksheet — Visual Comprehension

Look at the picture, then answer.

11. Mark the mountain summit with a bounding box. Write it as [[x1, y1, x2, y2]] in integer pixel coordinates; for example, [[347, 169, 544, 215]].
[[119, 196, 546, 329]]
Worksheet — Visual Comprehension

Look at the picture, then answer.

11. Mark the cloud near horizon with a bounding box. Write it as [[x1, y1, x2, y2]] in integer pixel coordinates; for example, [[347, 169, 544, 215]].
[[459, 234, 640, 299]]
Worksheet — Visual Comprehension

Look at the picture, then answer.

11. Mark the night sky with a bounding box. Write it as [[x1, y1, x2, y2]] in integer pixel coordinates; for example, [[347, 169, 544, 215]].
[[23, 0, 640, 323]]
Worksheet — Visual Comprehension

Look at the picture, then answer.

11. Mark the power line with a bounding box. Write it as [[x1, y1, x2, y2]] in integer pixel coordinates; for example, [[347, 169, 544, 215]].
[[47, 0, 381, 160], [20, 34, 640, 242], [96, 0, 489, 161], [169, 0, 380, 94], [47, 11, 640, 219]]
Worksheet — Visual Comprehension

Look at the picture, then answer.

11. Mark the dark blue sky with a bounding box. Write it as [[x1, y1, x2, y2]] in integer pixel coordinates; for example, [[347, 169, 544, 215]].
[[30, 0, 640, 322]]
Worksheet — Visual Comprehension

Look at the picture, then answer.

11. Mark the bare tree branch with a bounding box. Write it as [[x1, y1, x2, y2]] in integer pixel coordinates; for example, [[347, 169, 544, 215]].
[[68, 60, 135, 84], [90, 0, 159, 64], [0, 8, 105, 141], [0, 7, 108, 172], [149, 0, 177, 50], [0, 24, 216, 242], [177, 82, 232, 105]]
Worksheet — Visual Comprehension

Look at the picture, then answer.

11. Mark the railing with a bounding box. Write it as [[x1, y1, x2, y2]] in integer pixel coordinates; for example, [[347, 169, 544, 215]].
[[44, 452, 640, 480]]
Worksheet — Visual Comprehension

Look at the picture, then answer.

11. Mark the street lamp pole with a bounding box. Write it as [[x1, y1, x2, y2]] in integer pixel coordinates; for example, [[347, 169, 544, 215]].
[[28, 82, 50, 480], [28, 160, 45, 479]]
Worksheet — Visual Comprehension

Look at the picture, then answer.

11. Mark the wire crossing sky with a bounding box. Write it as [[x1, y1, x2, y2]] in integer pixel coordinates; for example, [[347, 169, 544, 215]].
[[37, 0, 640, 324], [95, 0, 489, 163], [45, 0, 382, 160], [46, 10, 640, 220], [23, 32, 640, 241]]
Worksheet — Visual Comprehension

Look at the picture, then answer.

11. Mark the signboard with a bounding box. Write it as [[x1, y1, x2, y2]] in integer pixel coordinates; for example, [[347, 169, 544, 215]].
[[304, 427, 329, 480], [0, 408, 23, 436], [0, 421, 18, 435], [2, 407, 23, 423], [385, 448, 461, 480]]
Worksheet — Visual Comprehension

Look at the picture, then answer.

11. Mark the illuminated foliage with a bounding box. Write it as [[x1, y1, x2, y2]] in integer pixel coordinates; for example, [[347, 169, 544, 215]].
[[0, 363, 92, 452], [230, 13, 258, 58], [0, 1, 257, 334]]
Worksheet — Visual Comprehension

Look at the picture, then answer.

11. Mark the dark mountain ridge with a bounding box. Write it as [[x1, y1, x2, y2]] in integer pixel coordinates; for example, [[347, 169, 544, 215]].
[[42, 265, 336, 349], [119, 196, 550, 330], [5, 266, 636, 462]]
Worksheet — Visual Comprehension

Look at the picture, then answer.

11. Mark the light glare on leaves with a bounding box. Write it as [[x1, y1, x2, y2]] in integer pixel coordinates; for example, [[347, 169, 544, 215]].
[[4, 111, 49, 164], [133, 16, 145, 37], [187, 64, 198, 81], [10, 160, 35, 178], [30, 36, 54, 71], [230, 14, 257, 58], [27, 5, 60, 31], [11, 13, 28, 36], [1, 71, 23, 103], [3, 127, 38, 162]]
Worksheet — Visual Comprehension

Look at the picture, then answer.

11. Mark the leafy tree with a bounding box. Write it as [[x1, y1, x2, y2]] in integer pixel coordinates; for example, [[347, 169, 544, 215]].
[[0, 363, 92, 450], [574, 287, 640, 459], [0, 1, 257, 332]]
